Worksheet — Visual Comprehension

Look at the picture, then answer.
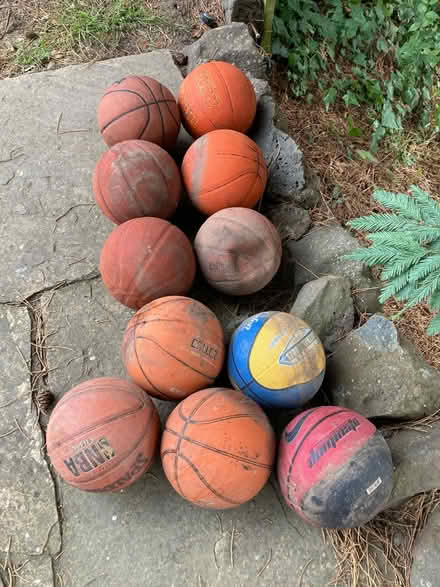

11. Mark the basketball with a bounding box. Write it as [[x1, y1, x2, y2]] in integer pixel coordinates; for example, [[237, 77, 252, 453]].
[[46, 377, 160, 492], [228, 311, 325, 408], [178, 61, 257, 138], [100, 217, 196, 309], [122, 296, 225, 401], [194, 208, 282, 295], [181, 129, 267, 215], [98, 75, 181, 149], [92, 140, 182, 224], [277, 406, 393, 528], [161, 387, 275, 509]]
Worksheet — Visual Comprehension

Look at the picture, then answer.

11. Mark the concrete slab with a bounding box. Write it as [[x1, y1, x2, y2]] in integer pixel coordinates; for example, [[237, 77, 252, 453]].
[[56, 474, 335, 587], [0, 305, 60, 556], [0, 51, 186, 303], [45, 281, 336, 586]]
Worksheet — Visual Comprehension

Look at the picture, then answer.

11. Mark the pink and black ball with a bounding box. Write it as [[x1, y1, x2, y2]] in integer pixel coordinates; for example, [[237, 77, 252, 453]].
[[277, 406, 393, 528]]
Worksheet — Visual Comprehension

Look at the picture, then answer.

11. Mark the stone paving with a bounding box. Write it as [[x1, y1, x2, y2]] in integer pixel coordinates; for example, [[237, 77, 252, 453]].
[[0, 50, 338, 586]]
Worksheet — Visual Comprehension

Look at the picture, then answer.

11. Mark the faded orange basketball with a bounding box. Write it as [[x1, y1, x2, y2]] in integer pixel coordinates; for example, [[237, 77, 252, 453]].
[[122, 296, 225, 401], [178, 61, 256, 138], [195, 208, 282, 295], [93, 140, 182, 224], [98, 75, 181, 149], [100, 217, 196, 309], [161, 388, 275, 509], [181, 129, 267, 215], [46, 377, 160, 492]]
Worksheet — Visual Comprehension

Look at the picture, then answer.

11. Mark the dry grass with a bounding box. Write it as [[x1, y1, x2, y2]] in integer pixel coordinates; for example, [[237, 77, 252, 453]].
[[275, 72, 440, 367], [325, 490, 440, 587]]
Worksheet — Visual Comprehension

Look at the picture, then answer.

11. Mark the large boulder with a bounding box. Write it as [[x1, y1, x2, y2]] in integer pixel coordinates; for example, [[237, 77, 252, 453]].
[[410, 508, 440, 587], [386, 421, 440, 508], [291, 275, 354, 352], [287, 224, 381, 312], [185, 22, 269, 79], [327, 315, 440, 419]]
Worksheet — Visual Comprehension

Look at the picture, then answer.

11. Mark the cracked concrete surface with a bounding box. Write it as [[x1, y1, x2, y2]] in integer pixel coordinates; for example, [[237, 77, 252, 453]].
[[0, 50, 338, 585]]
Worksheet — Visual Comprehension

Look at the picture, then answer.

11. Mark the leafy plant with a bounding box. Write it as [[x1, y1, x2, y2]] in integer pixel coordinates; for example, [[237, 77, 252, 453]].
[[347, 186, 440, 335], [271, 0, 440, 150], [14, 40, 52, 66]]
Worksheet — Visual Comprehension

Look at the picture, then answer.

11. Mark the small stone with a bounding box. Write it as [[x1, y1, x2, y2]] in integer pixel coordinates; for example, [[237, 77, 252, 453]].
[[266, 203, 311, 241], [172, 52, 187, 66], [287, 223, 381, 313], [327, 314, 440, 419], [291, 275, 354, 352]]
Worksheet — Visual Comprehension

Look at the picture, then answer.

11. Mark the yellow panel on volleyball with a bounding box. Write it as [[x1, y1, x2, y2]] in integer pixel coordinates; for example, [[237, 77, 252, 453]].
[[248, 313, 325, 390]]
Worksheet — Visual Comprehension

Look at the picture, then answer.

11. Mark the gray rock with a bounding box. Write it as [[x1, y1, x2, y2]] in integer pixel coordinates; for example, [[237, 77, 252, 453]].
[[288, 166, 322, 209], [287, 224, 381, 312], [410, 508, 440, 587], [185, 23, 269, 79], [386, 422, 440, 508], [266, 203, 311, 241], [291, 275, 354, 351], [0, 50, 186, 303], [327, 315, 440, 419], [224, 0, 264, 24], [0, 305, 60, 555]]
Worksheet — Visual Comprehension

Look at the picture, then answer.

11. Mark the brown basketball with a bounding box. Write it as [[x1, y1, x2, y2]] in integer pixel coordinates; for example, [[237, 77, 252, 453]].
[[46, 377, 160, 492], [93, 140, 182, 224], [100, 217, 196, 309], [161, 387, 275, 509], [178, 61, 256, 138], [181, 129, 267, 215], [122, 296, 225, 401], [98, 75, 181, 149], [194, 208, 282, 295]]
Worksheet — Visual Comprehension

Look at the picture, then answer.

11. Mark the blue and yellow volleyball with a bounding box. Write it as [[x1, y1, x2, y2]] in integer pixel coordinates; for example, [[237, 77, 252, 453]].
[[227, 311, 326, 409]]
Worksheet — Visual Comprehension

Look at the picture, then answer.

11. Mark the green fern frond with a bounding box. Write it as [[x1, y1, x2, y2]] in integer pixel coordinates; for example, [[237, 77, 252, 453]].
[[367, 233, 426, 250], [427, 314, 440, 336], [346, 246, 399, 266], [408, 267, 440, 306], [393, 282, 416, 302], [348, 213, 416, 233], [409, 185, 440, 225], [378, 273, 411, 302], [406, 255, 440, 283], [429, 291, 440, 310], [373, 189, 423, 221], [381, 253, 427, 280]]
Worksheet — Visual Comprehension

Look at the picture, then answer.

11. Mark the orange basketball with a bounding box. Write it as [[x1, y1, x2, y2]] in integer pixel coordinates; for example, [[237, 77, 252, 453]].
[[100, 217, 196, 309], [195, 208, 282, 295], [161, 388, 275, 509], [93, 140, 182, 224], [98, 75, 181, 149], [46, 377, 160, 492], [122, 296, 225, 401], [181, 129, 267, 215], [178, 61, 256, 138]]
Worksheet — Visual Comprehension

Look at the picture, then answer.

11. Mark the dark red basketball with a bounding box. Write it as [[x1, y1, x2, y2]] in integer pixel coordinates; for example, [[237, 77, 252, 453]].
[[100, 217, 196, 309], [93, 140, 182, 224], [98, 75, 181, 149], [277, 406, 393, 528], [46, 377, 160, 492]]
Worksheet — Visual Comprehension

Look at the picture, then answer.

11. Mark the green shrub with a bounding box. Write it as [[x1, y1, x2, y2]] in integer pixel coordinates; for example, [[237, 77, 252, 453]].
[[272, 0, 440, 150], [347, 186, 440, 335]]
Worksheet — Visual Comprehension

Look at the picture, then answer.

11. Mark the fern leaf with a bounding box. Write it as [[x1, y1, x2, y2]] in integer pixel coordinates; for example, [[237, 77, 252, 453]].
[[429, 291, 440, 310], [409, 185, 440, 225], [346, 246, 397, 266], [403, 267, 440, 307], [367, 233, 426, 251], [348, 213, 417, 233], [378, 273, 410, 302], [406, 254, 440, 283], [393, 283, 415, 302], [381, 252, 427, 280], [373, 189, 423, 221], [427, 314, 440, 336]]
